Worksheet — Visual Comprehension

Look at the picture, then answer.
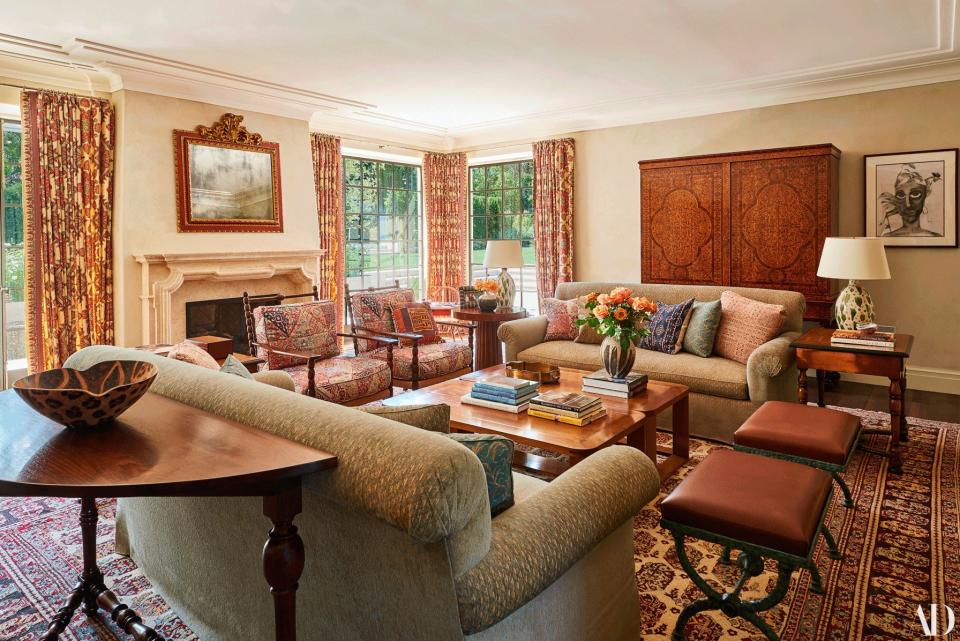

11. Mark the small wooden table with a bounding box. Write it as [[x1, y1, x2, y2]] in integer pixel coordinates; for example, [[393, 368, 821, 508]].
[[382, 365, 689, 481], [791, 327, 914, 473], [452, 306, 527, 370], [0, 390, 336, 641]]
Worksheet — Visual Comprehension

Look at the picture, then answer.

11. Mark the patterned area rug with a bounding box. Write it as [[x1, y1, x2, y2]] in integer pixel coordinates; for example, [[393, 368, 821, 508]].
[[638, 407, 959, 641]]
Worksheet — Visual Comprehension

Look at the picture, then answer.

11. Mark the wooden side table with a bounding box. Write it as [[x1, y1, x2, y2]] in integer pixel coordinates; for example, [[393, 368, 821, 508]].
[[451, 306, 527, 370], [0, 390, 336, 641], [790, 327, 914, 473]]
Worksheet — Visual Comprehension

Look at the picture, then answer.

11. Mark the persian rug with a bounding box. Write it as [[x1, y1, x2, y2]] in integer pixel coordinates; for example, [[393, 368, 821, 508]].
[[637, 407, 959, 641]]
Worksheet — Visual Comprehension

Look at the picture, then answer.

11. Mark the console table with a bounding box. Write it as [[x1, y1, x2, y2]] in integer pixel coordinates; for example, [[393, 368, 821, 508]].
[[0, 390, 337, 641]]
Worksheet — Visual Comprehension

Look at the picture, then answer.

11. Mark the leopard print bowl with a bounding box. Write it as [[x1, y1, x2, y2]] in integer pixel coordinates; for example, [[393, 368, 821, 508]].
[[13, 360, 158, 429]]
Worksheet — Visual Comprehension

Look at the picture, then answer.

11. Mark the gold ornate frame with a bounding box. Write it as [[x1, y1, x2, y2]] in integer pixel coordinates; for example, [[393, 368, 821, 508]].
[[174, 113, 284, 233]]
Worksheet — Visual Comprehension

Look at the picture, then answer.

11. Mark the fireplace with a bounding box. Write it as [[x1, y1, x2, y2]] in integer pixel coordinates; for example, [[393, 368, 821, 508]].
[[185, 296, 270, 355]]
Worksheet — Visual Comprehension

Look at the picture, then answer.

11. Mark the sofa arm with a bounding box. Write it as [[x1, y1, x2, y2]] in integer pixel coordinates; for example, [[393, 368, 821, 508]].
[[497, 315, 549, 361], [746, 331, 801, 401], [251, 369, 296, 391], [454, 446, 659, 634]]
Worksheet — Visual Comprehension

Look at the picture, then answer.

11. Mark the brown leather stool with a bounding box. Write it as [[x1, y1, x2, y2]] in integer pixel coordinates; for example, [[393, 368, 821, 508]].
[[734, 401, 861, 508], [660, 449, 839, 641]]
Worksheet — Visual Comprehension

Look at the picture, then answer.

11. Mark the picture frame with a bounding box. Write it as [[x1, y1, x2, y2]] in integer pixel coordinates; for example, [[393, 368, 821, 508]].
[[864, 148, 957, 247], [174, 113, 283, 233], [458, 285, 480, 308]]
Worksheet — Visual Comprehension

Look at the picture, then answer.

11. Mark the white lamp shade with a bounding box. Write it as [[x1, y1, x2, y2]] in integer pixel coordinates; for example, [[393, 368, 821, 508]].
[[482, 240, 523, 268], [817, 237, 891, 280]]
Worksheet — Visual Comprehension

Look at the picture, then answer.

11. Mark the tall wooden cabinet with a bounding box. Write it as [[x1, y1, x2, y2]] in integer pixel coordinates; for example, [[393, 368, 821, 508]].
[[639, 144, 840, 322]]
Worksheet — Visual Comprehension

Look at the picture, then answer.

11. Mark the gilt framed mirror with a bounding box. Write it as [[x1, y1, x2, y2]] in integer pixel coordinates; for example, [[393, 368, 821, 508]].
[[174, 113, 283, 233]]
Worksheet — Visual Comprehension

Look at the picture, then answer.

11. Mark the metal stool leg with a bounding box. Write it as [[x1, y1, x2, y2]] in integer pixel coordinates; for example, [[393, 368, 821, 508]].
[[832, 472, 853, 508], [820, 524, 842, 560]]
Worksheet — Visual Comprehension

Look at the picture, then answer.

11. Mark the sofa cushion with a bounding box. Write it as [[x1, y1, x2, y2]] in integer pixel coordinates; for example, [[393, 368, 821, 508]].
[[447, 433, 515, 515], [714, 291, 785, 365], [517, 341, 749, 400], [370, 342, 473, 381], [682, 299, 723, 358], [254, 300, 339, 369], [542, 297, 579, 341], [284, 355, 392, 402], [639, 298, 694, 354]]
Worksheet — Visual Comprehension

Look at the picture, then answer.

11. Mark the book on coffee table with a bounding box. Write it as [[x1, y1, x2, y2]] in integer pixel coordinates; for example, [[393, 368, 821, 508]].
[[528, 406, 607, 427], [460, 393, 530, 413]]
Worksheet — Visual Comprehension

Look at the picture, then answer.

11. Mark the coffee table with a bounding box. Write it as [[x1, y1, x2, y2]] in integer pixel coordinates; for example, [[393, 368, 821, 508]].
[[381, 365, 689, 481]]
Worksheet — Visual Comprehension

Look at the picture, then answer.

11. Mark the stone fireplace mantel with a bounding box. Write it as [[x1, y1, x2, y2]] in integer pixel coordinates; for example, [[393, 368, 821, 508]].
[[134, 249, 325, 345]]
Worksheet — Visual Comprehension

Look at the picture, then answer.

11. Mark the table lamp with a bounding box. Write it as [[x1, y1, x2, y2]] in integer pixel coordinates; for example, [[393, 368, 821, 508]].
[[817, 237, 891, 329], [483, 240, 523, 310]]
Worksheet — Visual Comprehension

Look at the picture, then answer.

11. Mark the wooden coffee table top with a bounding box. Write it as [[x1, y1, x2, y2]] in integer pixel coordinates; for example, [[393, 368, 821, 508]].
[[0, 390, 337, 498], [381, 365, 688, 455]]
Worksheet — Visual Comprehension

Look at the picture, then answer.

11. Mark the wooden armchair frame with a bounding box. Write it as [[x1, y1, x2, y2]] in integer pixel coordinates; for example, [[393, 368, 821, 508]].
[[344, 281, 477, 390], [242, 289, 397, 405]]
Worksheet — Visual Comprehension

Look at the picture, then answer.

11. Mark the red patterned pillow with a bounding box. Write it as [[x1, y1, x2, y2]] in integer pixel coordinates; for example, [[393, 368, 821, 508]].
[[542, 298, 579, 342], [713, 291, 785, 364], [350, 288, 415, 353], [253, 300, 339, 369], [167, 341, 220, 370], [391, 302, 442, 346]]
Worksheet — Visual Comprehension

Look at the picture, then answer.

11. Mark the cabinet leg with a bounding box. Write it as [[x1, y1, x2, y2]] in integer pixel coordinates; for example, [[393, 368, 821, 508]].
[[263, 482, 305, 641]]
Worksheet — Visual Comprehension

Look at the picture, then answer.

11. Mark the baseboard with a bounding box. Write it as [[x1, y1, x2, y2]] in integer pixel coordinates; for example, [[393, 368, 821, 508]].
[[806, 366, 960, 396]]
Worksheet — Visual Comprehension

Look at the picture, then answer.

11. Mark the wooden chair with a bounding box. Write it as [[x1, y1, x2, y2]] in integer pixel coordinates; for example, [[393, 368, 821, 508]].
[[242, 288, 397, 405], [345, 281, 477, 390]]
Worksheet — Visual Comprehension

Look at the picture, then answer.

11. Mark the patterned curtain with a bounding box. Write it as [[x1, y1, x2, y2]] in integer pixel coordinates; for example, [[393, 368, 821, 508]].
[[310, 133, 345, 330], [423, 152, 468, 303], [21, 90, 116, 372], [532, 138, 575, 298]]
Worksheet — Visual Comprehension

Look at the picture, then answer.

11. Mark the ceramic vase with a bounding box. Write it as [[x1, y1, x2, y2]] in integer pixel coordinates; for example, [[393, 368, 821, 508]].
[[496, 268, 516, 309], [835, 280, 876, 329], [600, 336, 636, 381], [478, 293, 498, 312]]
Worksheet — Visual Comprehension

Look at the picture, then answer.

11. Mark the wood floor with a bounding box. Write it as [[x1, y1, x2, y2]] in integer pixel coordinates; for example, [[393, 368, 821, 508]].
[[810, 380, 960, 424]]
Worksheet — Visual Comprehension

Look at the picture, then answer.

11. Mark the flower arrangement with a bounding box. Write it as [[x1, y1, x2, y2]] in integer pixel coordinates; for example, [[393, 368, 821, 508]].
[[577, 287, 658, 350], [474, 278, 498, 294]]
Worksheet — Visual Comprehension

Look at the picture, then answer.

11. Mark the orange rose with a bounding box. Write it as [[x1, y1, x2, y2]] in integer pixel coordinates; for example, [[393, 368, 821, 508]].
[[636, 297, 657, 314], [613, 307, 629, 321], [610, 287, 632, 304], [586, 292, 598, 303], [593, 304, 610, 319], [597, 293, 611, 305]]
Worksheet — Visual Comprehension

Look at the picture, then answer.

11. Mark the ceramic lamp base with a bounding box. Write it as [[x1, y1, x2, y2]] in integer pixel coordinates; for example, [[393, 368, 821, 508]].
[[835, 280, 876, 329], [496, 268, 516, 309]]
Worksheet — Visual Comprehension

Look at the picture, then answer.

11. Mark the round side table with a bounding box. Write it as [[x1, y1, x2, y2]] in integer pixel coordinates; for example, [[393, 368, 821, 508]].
[[452, 306, 527, 370]]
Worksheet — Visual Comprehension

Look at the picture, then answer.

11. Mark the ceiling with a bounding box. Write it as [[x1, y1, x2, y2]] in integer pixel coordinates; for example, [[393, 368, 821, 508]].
[[1, 0, 958, 149]]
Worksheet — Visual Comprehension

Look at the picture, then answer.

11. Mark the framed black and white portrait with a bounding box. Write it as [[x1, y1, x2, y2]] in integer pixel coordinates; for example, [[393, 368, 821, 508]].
[[865, 149, 957, 247]]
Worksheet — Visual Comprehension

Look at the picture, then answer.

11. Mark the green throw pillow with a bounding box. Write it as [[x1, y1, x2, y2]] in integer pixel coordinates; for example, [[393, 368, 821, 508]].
[[447, 433, 515, 515], [219, 355, 254, 379], [682, 299, 722, 358]]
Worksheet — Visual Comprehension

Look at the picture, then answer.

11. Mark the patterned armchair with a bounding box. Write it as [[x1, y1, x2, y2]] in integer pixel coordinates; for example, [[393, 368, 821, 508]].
[[346, 282, 476, 390], [242, 289, 397, 405]]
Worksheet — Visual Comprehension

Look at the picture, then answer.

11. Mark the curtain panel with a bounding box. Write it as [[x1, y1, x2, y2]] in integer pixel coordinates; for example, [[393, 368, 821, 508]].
[[532, 138, 575, 299], [423, 152, 468, 303], [21, 90, 116, 372], [310, 133, 345, 329]]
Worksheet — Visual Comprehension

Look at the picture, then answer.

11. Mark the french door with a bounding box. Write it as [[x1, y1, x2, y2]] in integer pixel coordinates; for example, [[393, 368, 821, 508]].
[[1, 118, 25, 388]]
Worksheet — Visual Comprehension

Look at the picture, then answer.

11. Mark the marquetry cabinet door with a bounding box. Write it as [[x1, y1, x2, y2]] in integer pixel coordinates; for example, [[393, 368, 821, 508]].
[[640, 163, 728, 285]]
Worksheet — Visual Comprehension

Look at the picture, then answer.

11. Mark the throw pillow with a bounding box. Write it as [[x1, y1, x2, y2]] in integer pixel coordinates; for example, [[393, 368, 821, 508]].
[[714, 291, 786, 364], [447, 433, 515, 515], [219, 355, 254, 380], [573, 295, 603, 345], [357, 402, 451, 433], [253, 301, 339, 370], [542, 297, 579, 341], [167, 341, 220, 370], [390, 302, 442, 346], [640, 298, 695, 354], [682, 299, 723, 358]]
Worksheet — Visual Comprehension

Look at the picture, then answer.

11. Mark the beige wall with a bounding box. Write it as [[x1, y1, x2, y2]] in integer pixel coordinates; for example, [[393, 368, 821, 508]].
[[571, 80, 960, 376], [113, 90, 318, 345]]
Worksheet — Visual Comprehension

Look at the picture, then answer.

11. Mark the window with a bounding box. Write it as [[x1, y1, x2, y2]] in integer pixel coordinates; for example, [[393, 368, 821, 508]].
[[2, 119, 25, 380], [343, 157, 423, 297], [469, 160, 537, 312]]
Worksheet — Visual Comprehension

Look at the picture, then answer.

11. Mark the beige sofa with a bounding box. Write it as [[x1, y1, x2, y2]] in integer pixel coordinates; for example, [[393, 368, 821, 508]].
[[64, 346, 660, 641], [498, 282, 805, 443]]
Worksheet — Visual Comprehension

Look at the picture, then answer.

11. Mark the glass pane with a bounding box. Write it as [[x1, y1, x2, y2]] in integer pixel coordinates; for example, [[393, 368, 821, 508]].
[[345, 186, 361, 214], [345, 243, 361, 276], [345, 214, 361, 241], [396, 190, 416, 216], [486, 194, 501, 216], [344, 158, 362, 186], [408, 216, 419, 241], [395, 166, 414, 191], [521, 188, 533, 214], [502, 215, 520, 239], [521, 239, 536, 264], [472, 215, 485, 240], [362, 243, 379, 269], [472, 240, 487, 265], [379, 190, 395, 215], [379, 216, 394, 241], [472, 194, 485, 216], [362, 189, 377, 214], [361, 215, 377, 241], [406, 242, 420, 268], [503, 163, 519, 188], [487, 216, 501, 239], [521, 214, 535, 240], [520, 161, 533, 188], [407, 167, 420, 191], [361, 161, 377, 187], [486, 165, 502, 190], [471, 167, 484, 192], [503, 189, 520, 214], [378, 163, 395, 189]]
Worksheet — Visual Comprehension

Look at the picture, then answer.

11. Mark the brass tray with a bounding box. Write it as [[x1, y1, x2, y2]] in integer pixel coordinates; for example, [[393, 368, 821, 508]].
[[505, 361, 561, 384]]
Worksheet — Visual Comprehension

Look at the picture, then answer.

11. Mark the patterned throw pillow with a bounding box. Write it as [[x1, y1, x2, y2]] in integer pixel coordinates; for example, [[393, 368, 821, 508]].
[[682, 299, 723, 358], [542, 298, 579, 341], [219, 355, 254, 379], [350, 288, 415, 353], [253, 300, 339, 370], [640, 298, 695, 354], [713, 291, 786, 364], [574, 295, 603, 345], [390, 302, 442, 346], [167, 341, 220, 370], [447, 433, 515, 515]]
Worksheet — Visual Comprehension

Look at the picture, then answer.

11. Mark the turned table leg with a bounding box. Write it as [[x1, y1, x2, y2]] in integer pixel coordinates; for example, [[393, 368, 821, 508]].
[[263, 482, 305, 641], [798, 367, 808, 405], [815, 369, 826, 407]]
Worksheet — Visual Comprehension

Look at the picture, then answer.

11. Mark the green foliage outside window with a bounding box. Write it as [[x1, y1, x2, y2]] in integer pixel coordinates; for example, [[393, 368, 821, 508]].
[[3, 123, 24, 302]]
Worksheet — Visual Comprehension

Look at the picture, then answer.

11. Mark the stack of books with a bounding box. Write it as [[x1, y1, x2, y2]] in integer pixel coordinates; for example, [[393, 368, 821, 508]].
[[581, 370, 648, 398], [831, 329, 896, 351], [528, 391, 607, 427], [461, 376, 539, 413]]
